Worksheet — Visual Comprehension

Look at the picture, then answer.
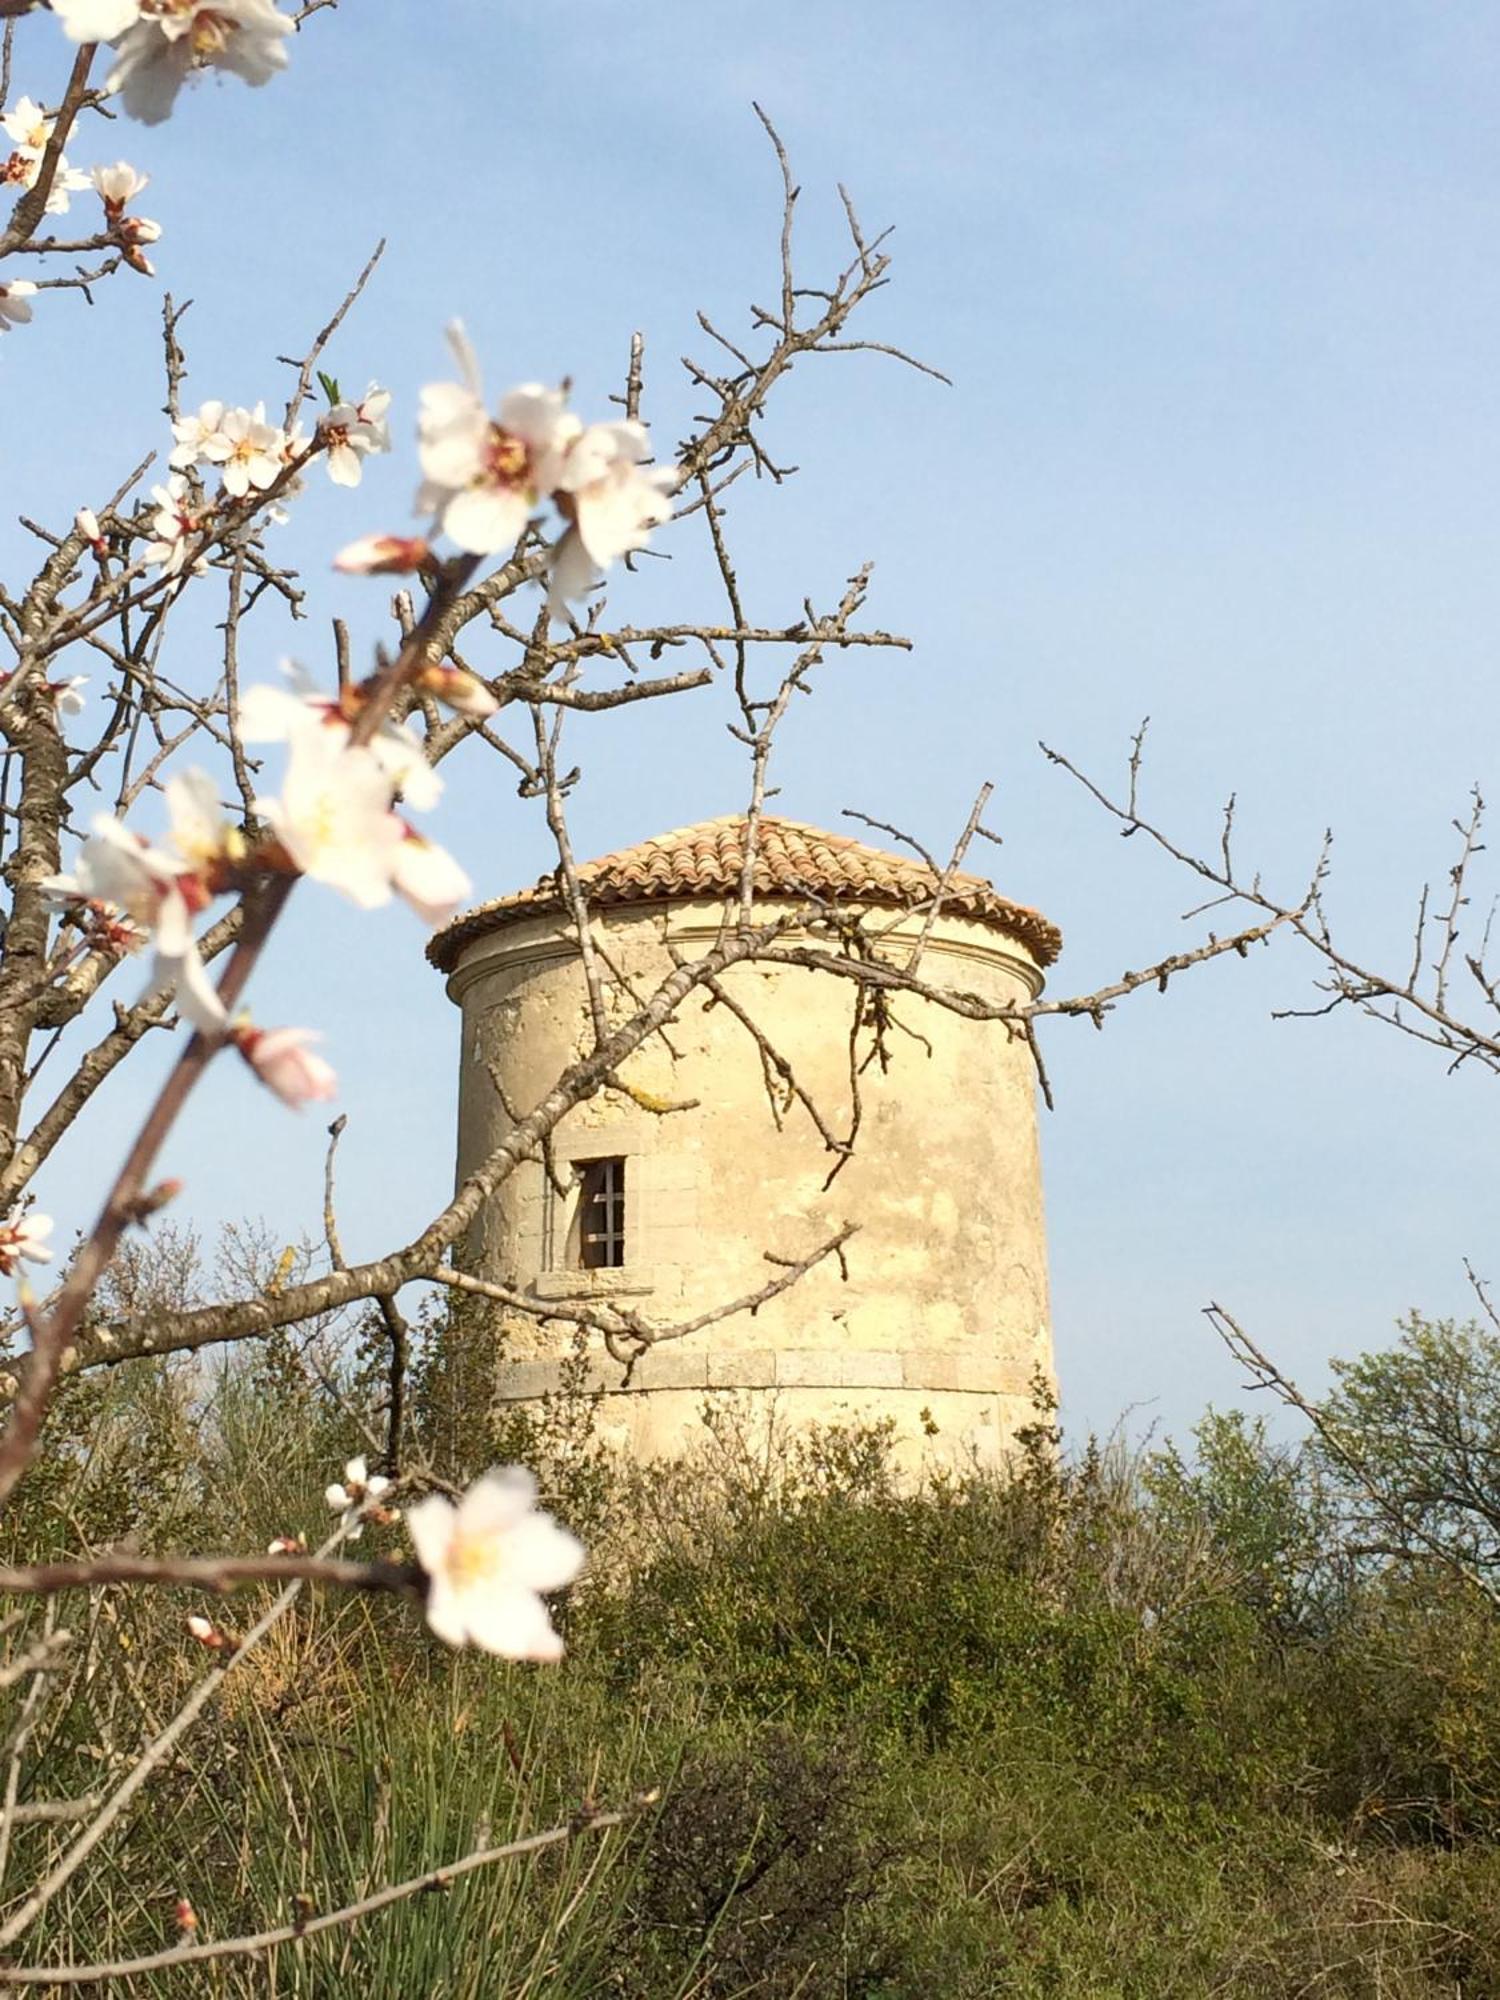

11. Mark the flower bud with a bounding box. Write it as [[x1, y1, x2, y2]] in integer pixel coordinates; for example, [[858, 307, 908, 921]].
[[333, 532, 431, 576], [185, 1614, 225, 1651], [414, 661, 500, 720]]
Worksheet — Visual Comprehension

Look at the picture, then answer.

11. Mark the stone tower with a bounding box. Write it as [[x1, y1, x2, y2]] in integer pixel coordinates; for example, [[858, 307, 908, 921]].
[[428, 816, 1061, 1470]]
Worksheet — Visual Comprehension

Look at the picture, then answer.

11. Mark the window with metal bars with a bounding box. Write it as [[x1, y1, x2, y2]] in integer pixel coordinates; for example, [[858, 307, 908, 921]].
[[574, 1157, 626, 1269]]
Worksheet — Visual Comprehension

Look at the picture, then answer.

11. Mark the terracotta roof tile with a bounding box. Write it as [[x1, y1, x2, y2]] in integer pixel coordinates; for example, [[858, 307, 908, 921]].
[[427, 815, 1061, 972]]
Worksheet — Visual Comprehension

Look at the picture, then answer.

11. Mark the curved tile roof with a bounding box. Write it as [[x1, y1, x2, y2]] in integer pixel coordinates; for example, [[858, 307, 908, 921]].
[[427, 814, 1061, 972]]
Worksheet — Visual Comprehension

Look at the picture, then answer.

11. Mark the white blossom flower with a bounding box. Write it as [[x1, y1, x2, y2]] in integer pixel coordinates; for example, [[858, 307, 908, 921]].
[[319, 384, 391, 488], [92, 160, 150, 206], [547, 420, 678, 616], [0, 1208, 52, 1278], [254, 723, 406, 910], [231, 1021, 337, 1109], [105, 0, 295, 126], [325, 1454, 392, 1540], [201, 402, 285, 499], [416, 323, 579, 555], [143, 472, 209, 574], [0, 99, 90, 214], [406, 1467, 584, 1660], [0, 281, 37, 332], [0, 667, 87, 717], [237, 666, 443, 813], [391, 824, 471, 927], [0, 98, 51, 157], [325, 1455, 392, 1512], [41, 771, 238, 1032], [74, 506, 104, 549], [169, 398, 232, 471], [52, 0, 143, 42], [333, 532, 431, 576]]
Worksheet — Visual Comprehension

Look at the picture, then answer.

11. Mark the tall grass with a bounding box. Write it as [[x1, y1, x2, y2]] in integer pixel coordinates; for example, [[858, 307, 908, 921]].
[[3, 1330, 1500, 1994]]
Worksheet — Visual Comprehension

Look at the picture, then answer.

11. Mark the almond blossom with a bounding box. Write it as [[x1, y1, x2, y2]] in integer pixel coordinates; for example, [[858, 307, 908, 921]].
[[548, 420, 678, 617], [391, 824, 472, 926], [51, 0, 142, 40], [143, 473, 209, 574], [319, 385, 391, 488], [75, 506, 106, 553], [0, 667, 87, 717], [252, 722, 406, 910], [0, 282, 37, 332], [169, 398, 232, 471], [93, 165, 162, 275], [406, 1467, 584, 1661], [92, 161, 150, 207], [231, 1021, 337, 1108], [91, 1, 296, 127], [0, 1208, 53, 1278], [41, 771, 239, 1032], [203, 402, 286, 499], [1, 97, 91, 214], [237, 666, 443, 812], [326, 1455, 393, 1542], [416, 324, 578, 556]]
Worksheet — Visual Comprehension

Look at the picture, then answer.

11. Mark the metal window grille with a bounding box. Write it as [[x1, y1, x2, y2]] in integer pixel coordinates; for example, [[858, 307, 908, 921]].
[[576, 1157, 626, 1270]]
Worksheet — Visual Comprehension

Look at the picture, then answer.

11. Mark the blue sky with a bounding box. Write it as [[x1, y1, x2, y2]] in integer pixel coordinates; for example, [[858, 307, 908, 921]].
[[8, 0, 1500, 1444]]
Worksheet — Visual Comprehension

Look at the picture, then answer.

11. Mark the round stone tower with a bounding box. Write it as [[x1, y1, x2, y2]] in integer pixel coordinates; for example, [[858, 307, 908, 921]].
[[428, 816, 1061, 1470]]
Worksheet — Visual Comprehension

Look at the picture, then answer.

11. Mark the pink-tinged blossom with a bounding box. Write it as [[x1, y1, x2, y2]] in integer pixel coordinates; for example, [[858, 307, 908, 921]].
[[0, 667, 87, 717], [237, 667, 443, 812], [333, 532, 431, 576], [548, 420, 678, 617], [253, 724, 406, 910], [0, 1208, 52, 1278], [326, 1454, 393, 1541], [231, 1021, 337, 1109], [41, 770, 237, 1032], [416, 323, 578, 556], [319, 384, 391, 488], [406, 1467, 584, 1661], [105, 1, 295, 127], [0, 282, 37, 332], [144, 473, 209, 574], [391, 824, 471, 927], [74, 506, 105, 552], [1, 99, 91, 214], [325, 1455, 392, 1513], [115, 212, 161, 276]]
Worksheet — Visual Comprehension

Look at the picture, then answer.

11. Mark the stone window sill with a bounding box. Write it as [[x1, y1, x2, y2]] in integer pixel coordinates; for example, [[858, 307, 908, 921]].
[[532, 1268, 655, 1302]]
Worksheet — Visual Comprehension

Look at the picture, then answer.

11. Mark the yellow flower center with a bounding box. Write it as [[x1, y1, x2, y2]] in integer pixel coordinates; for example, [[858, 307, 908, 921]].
[[447, 1530, 501, 1590], [189, 10, 236, 58], [482, 425, 532, 492]]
